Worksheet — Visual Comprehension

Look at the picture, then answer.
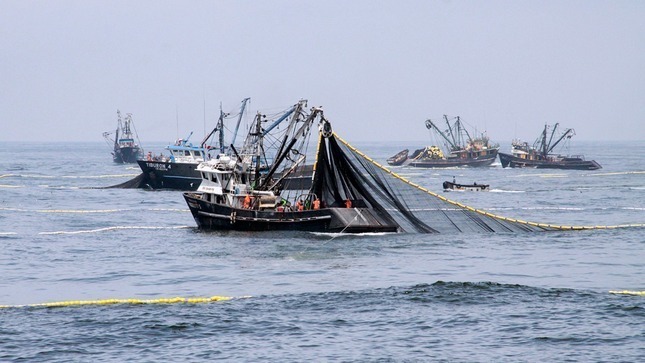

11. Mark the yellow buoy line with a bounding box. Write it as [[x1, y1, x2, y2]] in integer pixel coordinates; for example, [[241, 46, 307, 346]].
[[0, 295, 251, 309], [609, 290, 645, 296], [334, 133, 645, 231]]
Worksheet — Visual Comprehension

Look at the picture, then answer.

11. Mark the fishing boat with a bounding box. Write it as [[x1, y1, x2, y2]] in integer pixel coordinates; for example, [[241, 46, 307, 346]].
[[183, 106, 399, 233], [390, 116, 499, 167], [386, 149, 409, 166], [443, 178, 489, 192], [182, 104, 572, 234], [103, 110, 144, 163], [136, 98, 251, 190], [498, 124, 601, 170]]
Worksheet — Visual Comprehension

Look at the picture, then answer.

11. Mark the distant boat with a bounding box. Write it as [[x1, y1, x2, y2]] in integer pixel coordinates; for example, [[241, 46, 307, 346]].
[[388, 115, 499, 168], [103, 110, 144, 163], [135, 98, 312, 191], [443, 179, 489, 192], [386, 149, 409, 166], [498, 123, 601, 170], [137, 132, 209, 190], [137, 98, 251, 190]]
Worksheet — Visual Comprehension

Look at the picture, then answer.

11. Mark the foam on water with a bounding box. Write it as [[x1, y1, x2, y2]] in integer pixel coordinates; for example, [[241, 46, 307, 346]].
[[39, 225, 192, 235]]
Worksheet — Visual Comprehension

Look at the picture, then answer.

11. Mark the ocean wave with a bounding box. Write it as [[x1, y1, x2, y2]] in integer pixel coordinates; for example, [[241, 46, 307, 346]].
[[39, 225, 192, 235], [0, 173, 139, 179], [511, 173, 568, 178], [0, 184, 22, 188], [586, 171, 645, 177], [622, 207, 645, 211], [484, 206, 586, 211]]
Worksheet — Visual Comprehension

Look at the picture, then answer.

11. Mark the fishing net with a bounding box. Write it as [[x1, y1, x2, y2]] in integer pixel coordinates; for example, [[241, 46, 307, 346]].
[[312, 133, 556, 233]]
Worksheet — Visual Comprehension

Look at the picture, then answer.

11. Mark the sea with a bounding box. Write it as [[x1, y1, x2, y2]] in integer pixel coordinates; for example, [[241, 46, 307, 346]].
[[0, 140, 643, 362]]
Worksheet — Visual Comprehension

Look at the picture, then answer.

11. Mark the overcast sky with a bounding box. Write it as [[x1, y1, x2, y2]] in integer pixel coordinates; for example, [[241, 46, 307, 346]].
[[1, 0, 643, 145]]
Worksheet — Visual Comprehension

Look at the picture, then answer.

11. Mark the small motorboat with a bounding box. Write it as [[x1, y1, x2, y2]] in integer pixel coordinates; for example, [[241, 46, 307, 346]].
[[387, 149, 409, 166], [443, 179, 489, 192]]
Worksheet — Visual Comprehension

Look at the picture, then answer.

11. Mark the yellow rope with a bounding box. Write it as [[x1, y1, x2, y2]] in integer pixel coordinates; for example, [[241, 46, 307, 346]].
[[0, 295, 244, 309], [332, 133, 645, 231]]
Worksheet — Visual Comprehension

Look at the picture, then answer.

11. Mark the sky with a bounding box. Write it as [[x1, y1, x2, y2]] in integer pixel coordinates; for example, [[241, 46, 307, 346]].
[[1, 0, 643, 145]]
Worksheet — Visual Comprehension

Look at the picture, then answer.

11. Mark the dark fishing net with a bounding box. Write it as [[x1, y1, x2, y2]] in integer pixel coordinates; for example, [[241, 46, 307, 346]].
[[96, 172, 147, 189], [312, 133, 557, 233]]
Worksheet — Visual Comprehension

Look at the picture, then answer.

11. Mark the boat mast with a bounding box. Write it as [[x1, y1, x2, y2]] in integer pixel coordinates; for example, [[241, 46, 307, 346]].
[[218, 104, 226, 153], [269, 100, 307, 164], [453, 116, 473, 148], [199, 98, 251, 153], [257, 107, 321, 191], [114, 110, 122, 148], [545, 123, 559, 155], [426, 118, 457, 151], [230, 97, 251, 147], [539, 124, 549, 157], [252, 112, 264, 185], [199, 104, 226, 150], [444, 115, 459, 149], [547, 127, 575, 154]]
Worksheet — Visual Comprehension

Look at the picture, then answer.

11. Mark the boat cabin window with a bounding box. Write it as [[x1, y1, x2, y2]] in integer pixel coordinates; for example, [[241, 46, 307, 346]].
[[184, 150, 191, 156]]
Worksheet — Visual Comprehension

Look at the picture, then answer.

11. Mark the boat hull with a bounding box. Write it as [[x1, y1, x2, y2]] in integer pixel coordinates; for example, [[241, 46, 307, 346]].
[[136, 161, 314, 191], [408, 152, 497, 168], [137, 160, 202, 190], [442, 181, 489, 191], [113, 146, 142, 163], [498, 153, 602, 170], [183, 193, 399, 233], [386, 149, 409, 166]]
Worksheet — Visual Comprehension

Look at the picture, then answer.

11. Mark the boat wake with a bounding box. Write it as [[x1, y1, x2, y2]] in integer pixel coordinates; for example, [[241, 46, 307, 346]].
[[490, 189, 525, 193], [39, 225, 192, 235], [310, 231, 394, 238]]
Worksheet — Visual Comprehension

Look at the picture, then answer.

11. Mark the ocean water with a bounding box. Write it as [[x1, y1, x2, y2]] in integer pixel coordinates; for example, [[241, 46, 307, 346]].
[[0, 140, 643, 362]]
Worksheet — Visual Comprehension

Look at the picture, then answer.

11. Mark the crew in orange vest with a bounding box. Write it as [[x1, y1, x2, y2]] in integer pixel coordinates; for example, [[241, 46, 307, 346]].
[[344, 199, 352, 208], [313, 199, 320, 210], [243, 195, 251, 209]]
